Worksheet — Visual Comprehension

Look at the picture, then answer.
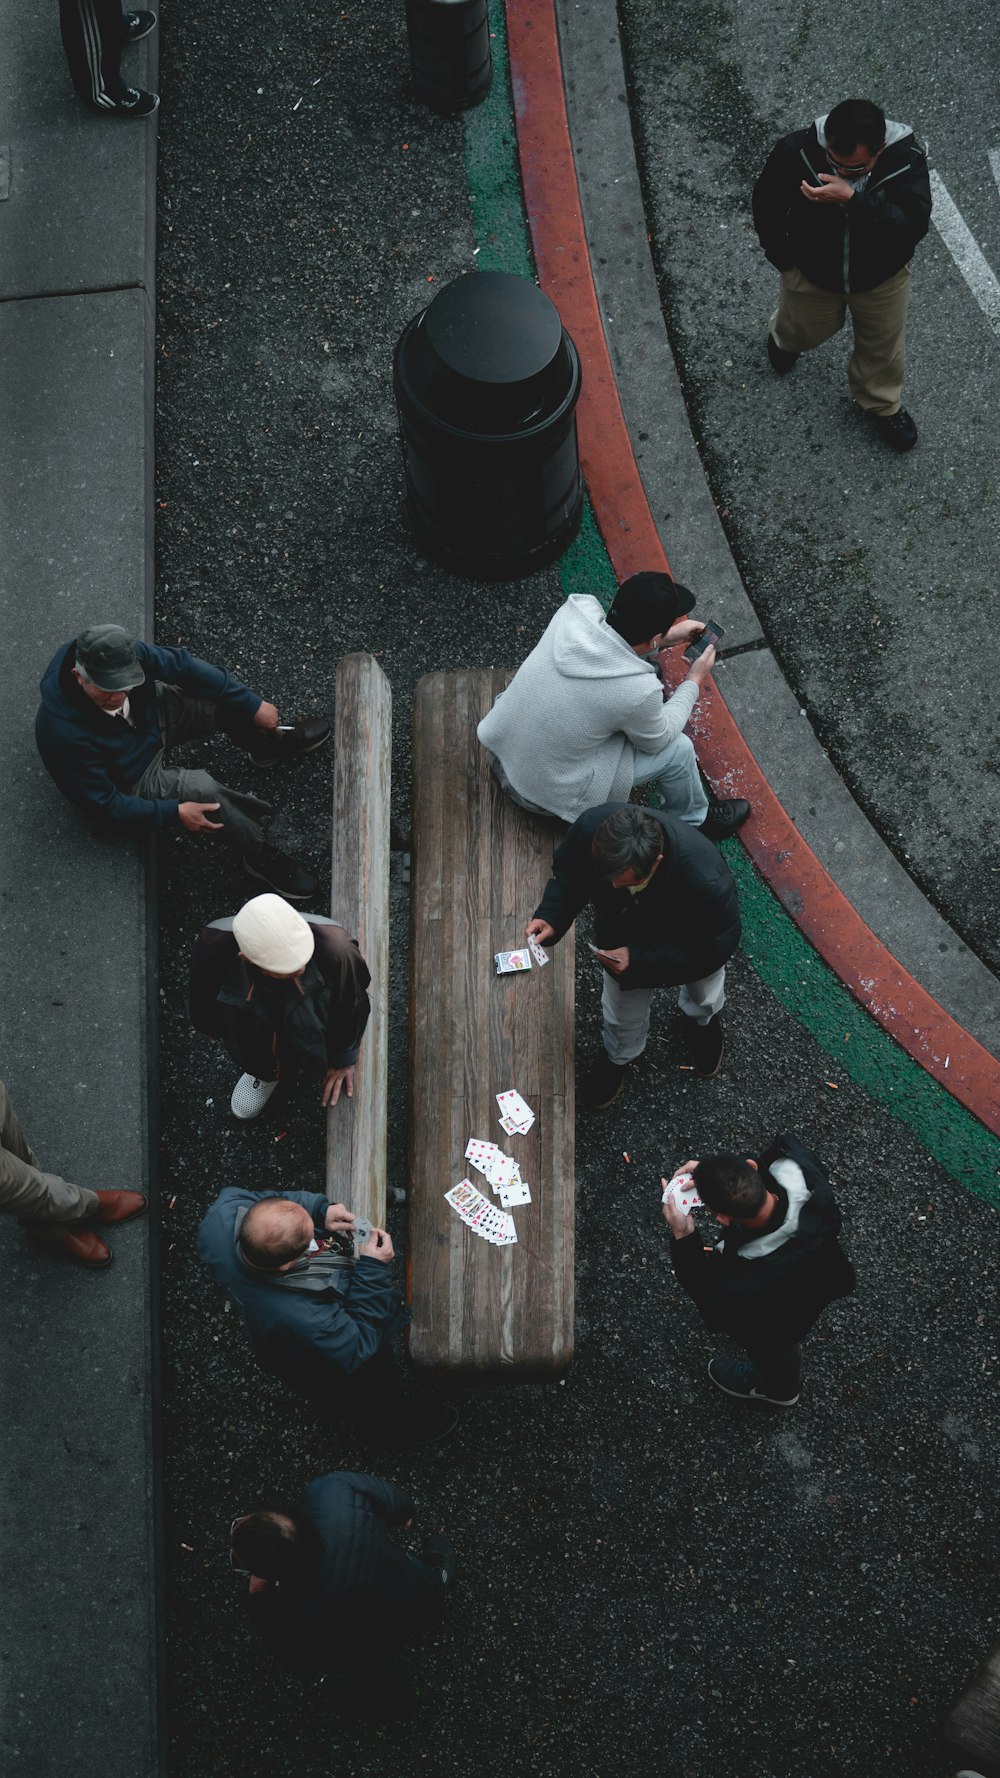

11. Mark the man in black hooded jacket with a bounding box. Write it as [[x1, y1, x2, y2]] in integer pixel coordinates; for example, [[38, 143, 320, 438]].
[[661, 1130, 856, 1407], [752, 98, 931, 451]]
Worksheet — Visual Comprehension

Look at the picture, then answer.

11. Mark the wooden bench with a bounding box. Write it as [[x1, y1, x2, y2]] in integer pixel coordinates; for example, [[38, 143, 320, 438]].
[[325, 653, 391, 1227], [406, 669, 575, 1375]]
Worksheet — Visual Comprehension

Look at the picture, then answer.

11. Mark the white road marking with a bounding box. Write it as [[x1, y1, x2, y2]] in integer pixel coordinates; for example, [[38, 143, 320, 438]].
[[990, 147, 1000, 197], [929, 168, 1000, 336]]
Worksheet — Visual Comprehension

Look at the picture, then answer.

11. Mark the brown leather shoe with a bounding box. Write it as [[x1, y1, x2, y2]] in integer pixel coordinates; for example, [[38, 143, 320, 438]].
[[48, 1227, 114, 1268], [93, 1190, 148, 1224]]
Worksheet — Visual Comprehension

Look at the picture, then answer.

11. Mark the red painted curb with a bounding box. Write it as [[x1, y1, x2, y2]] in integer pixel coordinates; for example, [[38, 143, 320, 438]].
[[506, 0, 1000, 1138]]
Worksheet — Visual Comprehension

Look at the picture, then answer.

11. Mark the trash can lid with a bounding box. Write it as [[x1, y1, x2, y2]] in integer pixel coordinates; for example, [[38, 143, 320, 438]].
[[424, 270, 564, 386]]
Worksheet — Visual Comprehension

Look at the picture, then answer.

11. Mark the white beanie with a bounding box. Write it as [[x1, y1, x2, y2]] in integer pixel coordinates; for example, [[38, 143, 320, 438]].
[[232, 894, 315, 974]]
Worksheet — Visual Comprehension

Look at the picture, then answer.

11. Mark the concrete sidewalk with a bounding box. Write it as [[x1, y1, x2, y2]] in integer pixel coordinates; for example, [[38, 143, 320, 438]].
[[0, 13, 162, 1778]]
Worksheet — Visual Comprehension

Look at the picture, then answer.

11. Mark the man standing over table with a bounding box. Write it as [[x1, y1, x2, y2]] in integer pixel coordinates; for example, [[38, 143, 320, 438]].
[[526, 803, 741, 1108]]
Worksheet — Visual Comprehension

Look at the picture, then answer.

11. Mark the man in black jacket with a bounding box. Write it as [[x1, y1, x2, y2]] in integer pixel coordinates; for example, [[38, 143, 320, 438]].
[[231, 1472, 454, 1681], [526, 804, 741, 1108], [660, 1131, 856, 1406], [752, 98, 931, 451], [190, 893, 371, 1121]]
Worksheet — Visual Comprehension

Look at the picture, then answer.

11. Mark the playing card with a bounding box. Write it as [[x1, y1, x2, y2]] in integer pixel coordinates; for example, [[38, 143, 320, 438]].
[[498, 1180, 532, 1208], [465, 1138, 503, 1180], [496, 1089, 535, 1133], [662, 1171, 703, 1215], [526, 933, 550, 968]]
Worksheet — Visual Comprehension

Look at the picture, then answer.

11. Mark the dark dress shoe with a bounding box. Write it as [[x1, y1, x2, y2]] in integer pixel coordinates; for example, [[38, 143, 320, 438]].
[[689, 1015, 724, 1078], [767, 333, 799, 374], [699, 798, 750, 841], [586, 1052, 630, 1110], [865, 406, 918, 452], [93, 1190, 148, 1224], [38, 1228, 114, 1268], [248, 717, 332, 769], [242, 845, 319, 902]]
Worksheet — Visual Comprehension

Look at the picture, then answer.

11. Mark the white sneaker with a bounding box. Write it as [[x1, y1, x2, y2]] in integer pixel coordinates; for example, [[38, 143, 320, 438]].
[[230, 1075, 278, 1120]]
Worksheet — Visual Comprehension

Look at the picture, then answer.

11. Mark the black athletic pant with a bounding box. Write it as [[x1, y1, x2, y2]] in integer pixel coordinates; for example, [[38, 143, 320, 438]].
[[59, 0, 129, 107]]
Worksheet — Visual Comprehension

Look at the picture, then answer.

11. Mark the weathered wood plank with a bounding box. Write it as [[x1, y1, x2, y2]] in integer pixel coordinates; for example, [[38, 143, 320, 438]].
[[408, 670, 575, 1374], [325, 653, 391, 1227]]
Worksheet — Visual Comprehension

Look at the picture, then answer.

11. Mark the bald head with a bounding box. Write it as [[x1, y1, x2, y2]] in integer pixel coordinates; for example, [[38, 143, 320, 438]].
[[240, 1199, 314, 1271]]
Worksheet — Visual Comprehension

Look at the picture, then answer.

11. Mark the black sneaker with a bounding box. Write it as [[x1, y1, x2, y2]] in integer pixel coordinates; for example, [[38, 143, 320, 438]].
[[242, 844, 318, 902], [421, 1531, 457, 1589], [689, 1015, 723, 1079], [122, 10, 157, 41], [766, 333, 799, 374], [101, 84, 159, 115], [586, 1052, 630, 1110], [248, 716, 332, 770], [865, 406, 918, 452], [708, 1355, 799, 1406], [399, 1402, 460, 1449], [699, 797, 750, 841]]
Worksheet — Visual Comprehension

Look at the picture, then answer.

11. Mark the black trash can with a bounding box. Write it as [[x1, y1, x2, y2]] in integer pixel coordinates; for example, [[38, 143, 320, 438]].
[[393, 271, 583, 579], [405, 0, 492, 112]]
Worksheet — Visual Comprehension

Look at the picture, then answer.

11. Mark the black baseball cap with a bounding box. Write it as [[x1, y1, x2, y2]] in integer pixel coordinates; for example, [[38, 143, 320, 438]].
[[75, 625, 145, 691], [607, 572, 696, 644]]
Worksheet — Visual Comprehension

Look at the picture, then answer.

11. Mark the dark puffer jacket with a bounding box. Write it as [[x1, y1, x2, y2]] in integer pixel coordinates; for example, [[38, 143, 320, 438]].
[[752, 116, 931, 294], [246, 1473, 444, 1676], [670, 1131, 856, 1349], [532, 803, 741, 991]]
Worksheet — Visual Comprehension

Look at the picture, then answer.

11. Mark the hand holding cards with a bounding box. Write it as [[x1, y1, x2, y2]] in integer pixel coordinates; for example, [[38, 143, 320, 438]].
[[661, 1170, 703, 1216]]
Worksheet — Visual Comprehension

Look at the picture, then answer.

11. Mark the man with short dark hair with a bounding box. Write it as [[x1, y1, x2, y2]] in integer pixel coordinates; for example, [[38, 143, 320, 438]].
[[230, 1473, 454, 1679], [36, 624, 330, 901], [196, 1187, 457, 1447], [477, 572, 749, 839], [752, 98, 931, 450], [660, 1131, 856, 1406], [526, 803, 741, 1106]]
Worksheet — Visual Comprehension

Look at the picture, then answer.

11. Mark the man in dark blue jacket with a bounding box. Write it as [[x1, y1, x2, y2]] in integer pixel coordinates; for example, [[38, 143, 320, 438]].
[[661, 1131, 856, 1406], [526, 804, 741, 1108], [231, 1472, 454, 1681], [752, 98, 931, 451], [36, 623, 330, 900], [197, 1187, 457, 1446]]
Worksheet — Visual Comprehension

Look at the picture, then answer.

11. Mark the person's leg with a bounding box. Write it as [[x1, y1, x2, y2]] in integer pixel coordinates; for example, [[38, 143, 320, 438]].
[[676, 967, 726, 1027], [632, 735, 709, 827], [601, 974, 653, 1063], [58, 0, 127, 104], [747, 1343, 803, 1401], [132, 754, 271, 851], [846, 264, 911, 414], [0, 1081, 99, 1238], [770, 266, 847, 356]]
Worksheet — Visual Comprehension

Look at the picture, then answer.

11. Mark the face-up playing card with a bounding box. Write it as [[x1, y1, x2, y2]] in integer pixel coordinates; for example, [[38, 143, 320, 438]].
[[662, 1171, 703, 1215], [445, 1180, 518, 1244], [498, 1180, 532, 1208], [465, 1138, 503, 1179], [526, 933, 550, 968], [496, 1089, 535, 1133]]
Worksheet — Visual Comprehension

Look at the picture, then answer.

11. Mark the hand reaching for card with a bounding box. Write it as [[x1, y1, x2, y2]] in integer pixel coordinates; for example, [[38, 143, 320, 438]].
[[661, 1182, 695, 1238], [359, 1226, 394, 1262], [525, 918, 555, 945]]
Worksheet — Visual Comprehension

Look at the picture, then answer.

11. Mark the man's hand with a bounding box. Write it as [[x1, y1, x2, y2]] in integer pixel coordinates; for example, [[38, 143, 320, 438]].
[[322, 1065, 356, 1107], [248, 1575, 270, 1595], [663, 618, 704, 648], [526, 918, 556, 944], [253, 700, 280, 730], [800, 174, 855, 204], [684, 643, 717, 685], [660, 1178, 695, 1239], [324, 1202, 356, 1233], [360, 1225, 394, 1262], [178, 800, 224, 832], [594, 945, 629, 976]]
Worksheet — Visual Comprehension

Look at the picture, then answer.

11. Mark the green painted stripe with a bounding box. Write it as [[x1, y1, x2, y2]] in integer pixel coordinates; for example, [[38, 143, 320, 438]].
[[463, 1, 1000, 1201]]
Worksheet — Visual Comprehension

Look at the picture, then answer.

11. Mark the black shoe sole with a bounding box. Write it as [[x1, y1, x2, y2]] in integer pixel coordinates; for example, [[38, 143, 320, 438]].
[[242, 858, 317, 903], [708, 1362, 798, 1405], [123, 23, 157, 41], [249, 732, 332, 770]]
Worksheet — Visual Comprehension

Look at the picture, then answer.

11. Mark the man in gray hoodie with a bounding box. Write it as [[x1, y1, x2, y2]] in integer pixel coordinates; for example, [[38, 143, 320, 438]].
[[477, 573, 749, 840]]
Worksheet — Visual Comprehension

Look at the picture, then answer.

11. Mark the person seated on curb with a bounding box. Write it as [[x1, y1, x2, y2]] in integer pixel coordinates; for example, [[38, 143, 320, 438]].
[[477, 571, 750, 840], [36, 624, 329, 902], [0, 1077, 146, 1269], [58, 2, 160, 119], [660, 1131, 856, 1407], [197, 1188, 458, 1449], [231, 1473, 455, 1683], [189, 894, 370, 1122], [526, 804, 741, 1108]]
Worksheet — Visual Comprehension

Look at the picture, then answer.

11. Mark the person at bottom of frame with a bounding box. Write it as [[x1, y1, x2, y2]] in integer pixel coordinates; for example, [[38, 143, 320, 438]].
[[660, 1131, 856, 1406], [231, 1473, 455, 1681]]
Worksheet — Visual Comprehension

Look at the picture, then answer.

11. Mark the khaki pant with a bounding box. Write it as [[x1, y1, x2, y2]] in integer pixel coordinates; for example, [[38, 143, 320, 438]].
[[770, 262, 911, 415], [0, 1080, 98, 1239], [131, 683, 272, 850]]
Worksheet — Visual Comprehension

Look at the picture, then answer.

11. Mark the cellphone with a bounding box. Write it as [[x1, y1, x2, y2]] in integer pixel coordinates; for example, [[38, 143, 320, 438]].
[[683, 620, 725, 664]]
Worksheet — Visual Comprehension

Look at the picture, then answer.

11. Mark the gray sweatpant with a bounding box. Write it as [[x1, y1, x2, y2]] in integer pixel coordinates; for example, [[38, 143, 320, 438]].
[[131, 683, 272, 850], [0, 1080, 98, 1239], [601, 968, 726, 1064]]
